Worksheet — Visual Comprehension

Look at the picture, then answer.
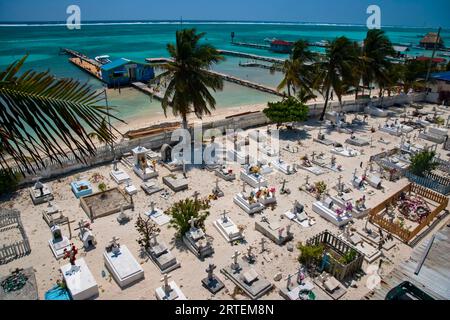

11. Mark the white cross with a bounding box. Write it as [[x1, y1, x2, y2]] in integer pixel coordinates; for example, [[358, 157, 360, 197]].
[[149, 201, 156, 213], [231, 250, 241, 269], [161, 274, 171, 293], [247, 246, 254, 258], [221, 210, 228, 222], [305, 175, 310, 186], [110, 236, 120, 246], [150, 232, 159, 246], [188, 217, 198, 230]]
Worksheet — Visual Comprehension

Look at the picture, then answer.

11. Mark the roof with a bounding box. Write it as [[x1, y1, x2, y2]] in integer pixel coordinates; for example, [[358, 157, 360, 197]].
[[415, 56, 447, 63], [420, 32, 444, 45], [101, 58, 148, 71], [271, 39, 293, 46], [364, 224, 450, 300], [430, 71, 450, 82]]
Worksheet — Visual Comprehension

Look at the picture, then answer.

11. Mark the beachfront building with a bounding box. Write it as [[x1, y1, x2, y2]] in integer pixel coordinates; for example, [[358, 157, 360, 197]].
[[429, 71, 450, 104], [100, 58, 155, 87], [419, 32, 444, 50], [270, 40, 294, 53]]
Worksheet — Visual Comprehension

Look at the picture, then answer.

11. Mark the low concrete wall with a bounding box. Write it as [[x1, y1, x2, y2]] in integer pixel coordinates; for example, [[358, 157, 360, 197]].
[[11, 93, 426, 185]]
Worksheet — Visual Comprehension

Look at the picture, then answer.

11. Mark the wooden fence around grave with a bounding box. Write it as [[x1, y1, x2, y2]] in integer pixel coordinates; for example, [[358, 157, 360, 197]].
[[306, 230, 364, 281], [369, 183, 449, 244], [0, 209, 32, 264]]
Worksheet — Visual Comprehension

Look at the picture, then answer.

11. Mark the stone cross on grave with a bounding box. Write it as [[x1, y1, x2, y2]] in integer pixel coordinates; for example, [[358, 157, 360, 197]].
[[189, 217, 199, 231], [297, 267, 305, 285], [221, 210, 228, 223], [192, 191, 200, 201], [305, 175, 310, 186], [242, 181, 246, 193], [161, 274, 172, 294], [353, 168, 357, 180], [259, 237, 267, 253], [286, 224, 292, 235], [149, 201, 156, 213], [363, 166, 368, 177], [338, 175, 343, 191], [247, 246, 254, 259], [150, 232, 159, 246], [286, 274, 293, 290], [281, 179, 286, 192], [206, 263, 216, 280], [231, 250, 241, 270], [215, 178, 220, 190], [311, 151, 316, 160]]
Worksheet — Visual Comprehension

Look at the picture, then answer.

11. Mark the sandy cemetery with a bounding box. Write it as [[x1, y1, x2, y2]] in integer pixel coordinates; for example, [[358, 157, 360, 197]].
[[1, 102, 450, 301]]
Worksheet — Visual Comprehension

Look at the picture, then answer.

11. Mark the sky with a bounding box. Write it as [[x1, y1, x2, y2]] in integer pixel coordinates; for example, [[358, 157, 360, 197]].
[[0, 0, 449, 28]]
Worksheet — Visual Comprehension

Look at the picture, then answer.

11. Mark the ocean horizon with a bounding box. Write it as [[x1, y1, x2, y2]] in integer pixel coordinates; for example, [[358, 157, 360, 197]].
[[1, 20, 449, 126]]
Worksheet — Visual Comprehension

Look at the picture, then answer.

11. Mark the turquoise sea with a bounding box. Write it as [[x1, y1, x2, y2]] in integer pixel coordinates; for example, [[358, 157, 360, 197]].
[[1, 21, 449, 124]]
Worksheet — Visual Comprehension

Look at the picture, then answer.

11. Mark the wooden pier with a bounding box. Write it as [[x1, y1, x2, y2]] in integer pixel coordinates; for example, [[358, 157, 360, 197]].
[[231, 41, 271, 50], [218, 50, 284, 64], [239, 62, 283, 72], [131, 82, 165, 101], [62, 48, 103, 81]]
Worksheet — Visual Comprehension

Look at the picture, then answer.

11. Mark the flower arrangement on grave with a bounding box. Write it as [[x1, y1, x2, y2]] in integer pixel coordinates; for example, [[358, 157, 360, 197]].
[[249, 165, 260, 175], [335, 208, 344, 216], [90, 173, 104, 184], [345, 202, 353, 213], [98, 182, 108, 196], [135, 214, 160, 250], [314, 181, 327, 197], [166, 197, 210, 238]]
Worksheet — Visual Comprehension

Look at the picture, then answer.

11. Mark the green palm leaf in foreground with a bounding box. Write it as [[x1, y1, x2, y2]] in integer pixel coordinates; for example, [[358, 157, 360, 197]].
[[0, 55, 123, 174]]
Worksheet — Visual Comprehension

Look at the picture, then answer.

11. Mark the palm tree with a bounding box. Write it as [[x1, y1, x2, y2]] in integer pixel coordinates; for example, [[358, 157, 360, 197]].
[[316, 37, 359, 121], [0, 55, 122, 174], [275, 40, 315, 98], [359, 29, 395, 97], [152, 29, 224, 130]]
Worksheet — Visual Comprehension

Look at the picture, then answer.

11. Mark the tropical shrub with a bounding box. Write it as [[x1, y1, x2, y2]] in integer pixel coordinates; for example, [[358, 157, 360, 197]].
[[166, 197, 210, 238], [263, 97, 309, 128]]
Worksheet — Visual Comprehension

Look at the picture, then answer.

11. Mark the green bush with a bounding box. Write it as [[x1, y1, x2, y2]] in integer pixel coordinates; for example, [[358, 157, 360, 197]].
[[166, 197, 210, 238], [410, 150, 438, 177], [297, 243, 324, 266], [0, 169, 20, 195], [263, 97, 309, 128]]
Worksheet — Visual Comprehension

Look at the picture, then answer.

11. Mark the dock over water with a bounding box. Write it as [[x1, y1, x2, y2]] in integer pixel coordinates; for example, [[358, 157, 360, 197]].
[[131, 82, 165, 101], [62, 48, 103, 80], [218, 50, 284, 64]]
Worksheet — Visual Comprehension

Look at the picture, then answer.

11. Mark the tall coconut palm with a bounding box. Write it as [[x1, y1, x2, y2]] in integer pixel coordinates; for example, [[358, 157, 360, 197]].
[[275, 40, 315, 98], [152, 29, 224, 130], [316, 37, 359, 120], [0, 55, 122, 174], [359, 29, 395, 97]]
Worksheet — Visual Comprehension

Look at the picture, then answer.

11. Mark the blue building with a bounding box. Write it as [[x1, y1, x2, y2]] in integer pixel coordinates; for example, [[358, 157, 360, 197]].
[[100, 58, 155, 87]]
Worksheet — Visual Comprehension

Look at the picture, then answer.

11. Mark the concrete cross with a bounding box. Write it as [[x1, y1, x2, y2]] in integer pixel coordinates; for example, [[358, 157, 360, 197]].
[[161, 274, 172, 293], [188, 217, 198, 230], [281, 179, 286, 192], [286, 224, 292, 235], [215, 178, 220, 190], [242, 181, 246, 193], [149, 201, 156, 213], [305, 175, 310, 186], [311, 151, 316, 160], [259, 237, 267, 253], [150, 232, 159, 246], [221, 210, 228, 222], [247, 246, 254, 259], [338, 175, 343, 190], [110, 236, 120, 247], [231, 250, 241, 269], [206, 263, 216, 280], [353, 168, 357, 179], [286, 274, 293, 290], [192, 191, 200, 201]]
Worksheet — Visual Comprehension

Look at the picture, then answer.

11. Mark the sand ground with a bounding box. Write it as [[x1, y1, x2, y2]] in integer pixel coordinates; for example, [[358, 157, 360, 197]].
[[1, 102, 449, 300]]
